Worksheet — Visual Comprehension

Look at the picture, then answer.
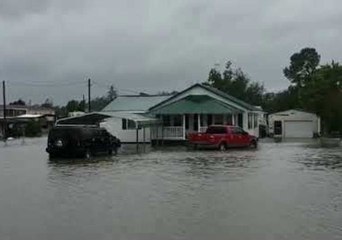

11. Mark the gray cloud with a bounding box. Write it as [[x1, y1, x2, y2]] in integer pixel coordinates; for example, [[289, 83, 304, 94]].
[[1, 0, 342, 104]]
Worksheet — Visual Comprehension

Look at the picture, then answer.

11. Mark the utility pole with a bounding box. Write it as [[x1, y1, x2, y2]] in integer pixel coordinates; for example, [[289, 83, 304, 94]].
[[88, 78, 91, 112], [2, 81, 7, 141], [82, 94, 85, 112]]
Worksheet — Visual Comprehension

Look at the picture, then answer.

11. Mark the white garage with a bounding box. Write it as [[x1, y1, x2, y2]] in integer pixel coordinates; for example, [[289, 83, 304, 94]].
[[269, 110, 321, 138]]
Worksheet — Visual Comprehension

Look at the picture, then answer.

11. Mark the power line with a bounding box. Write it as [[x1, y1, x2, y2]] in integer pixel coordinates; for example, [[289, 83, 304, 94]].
[[7, 80, 85, 87]]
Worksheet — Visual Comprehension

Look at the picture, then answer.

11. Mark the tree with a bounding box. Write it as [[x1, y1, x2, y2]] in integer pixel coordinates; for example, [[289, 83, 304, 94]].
[[66, 100, 81, 113], [41, 98, 53, 108], [9, 99, 26, 106], [283, 47, 320, 88], [206, 61, 264, 105], [107, 85, 117, 101], [261, 87, 298, 113], [301, 61, 342, 133]]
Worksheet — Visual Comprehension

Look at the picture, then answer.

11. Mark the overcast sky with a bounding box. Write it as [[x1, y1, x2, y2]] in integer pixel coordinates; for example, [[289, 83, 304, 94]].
[[1, 0, 342, 105]]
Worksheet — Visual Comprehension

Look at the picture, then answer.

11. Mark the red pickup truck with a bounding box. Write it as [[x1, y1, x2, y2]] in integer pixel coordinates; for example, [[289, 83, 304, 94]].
[[188, 125, 258, 150]]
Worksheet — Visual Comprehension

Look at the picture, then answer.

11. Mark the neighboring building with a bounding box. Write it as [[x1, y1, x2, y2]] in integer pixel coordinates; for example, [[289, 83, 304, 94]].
[[68, 111, 86, 117], [57, 84, 267, 143], [268, 109, 320, 138], [0, 105, 56, 137]]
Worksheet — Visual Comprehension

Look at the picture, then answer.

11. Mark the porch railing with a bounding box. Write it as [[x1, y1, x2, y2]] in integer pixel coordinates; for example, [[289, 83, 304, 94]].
[[199, 126, 208, 133], [151, 126, 184, 140]]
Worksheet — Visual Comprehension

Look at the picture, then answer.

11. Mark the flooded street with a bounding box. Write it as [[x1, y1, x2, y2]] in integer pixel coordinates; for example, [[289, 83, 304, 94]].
[[0, 138, 342, 240]]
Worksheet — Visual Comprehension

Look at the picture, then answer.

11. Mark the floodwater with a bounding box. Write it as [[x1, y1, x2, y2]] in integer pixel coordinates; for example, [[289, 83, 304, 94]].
[[0, 138, 342, 240]]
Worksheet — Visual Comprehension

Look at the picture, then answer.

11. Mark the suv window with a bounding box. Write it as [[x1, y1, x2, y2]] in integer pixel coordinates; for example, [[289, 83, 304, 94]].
[[206, 126, 227, 134]]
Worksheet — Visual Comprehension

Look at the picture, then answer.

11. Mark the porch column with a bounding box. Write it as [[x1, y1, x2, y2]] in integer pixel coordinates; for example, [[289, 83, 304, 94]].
[[136, 127, 139, 152], [198, 114, 201, 132], [143, 126, 146, 152], [182, 114, 186, 139], [243, 112, 248, 130], [232, 114, 235, 125]]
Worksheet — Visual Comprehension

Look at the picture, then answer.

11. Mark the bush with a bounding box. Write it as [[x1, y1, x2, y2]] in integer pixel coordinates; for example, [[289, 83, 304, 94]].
[[25, 120, 42, 137]]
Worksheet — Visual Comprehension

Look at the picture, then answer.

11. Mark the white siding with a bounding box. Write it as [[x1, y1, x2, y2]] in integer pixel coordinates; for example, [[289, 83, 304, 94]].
[[100, 118, 151, 143]]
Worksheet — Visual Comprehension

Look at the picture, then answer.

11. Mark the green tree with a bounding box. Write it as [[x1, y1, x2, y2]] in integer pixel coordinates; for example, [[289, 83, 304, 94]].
[[301, 61, 342, 133], [41, 98, 53, 108], [9, 99, 26, 106], [206, 61, 264, 105], [66, 100, 81, 113], [107, 85, 117, 101], [25, 120, 42, 137], [283, 47, 320, 88]]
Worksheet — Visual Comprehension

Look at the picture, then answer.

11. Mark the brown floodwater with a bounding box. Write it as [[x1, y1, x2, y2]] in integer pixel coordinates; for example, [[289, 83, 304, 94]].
[[0, 137, 341, 240]]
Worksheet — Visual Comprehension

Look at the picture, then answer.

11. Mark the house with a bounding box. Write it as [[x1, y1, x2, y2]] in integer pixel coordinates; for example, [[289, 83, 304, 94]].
[[56, 84, 267, 144], [268, 109, 320, 138], [148, 84, 266, 142]]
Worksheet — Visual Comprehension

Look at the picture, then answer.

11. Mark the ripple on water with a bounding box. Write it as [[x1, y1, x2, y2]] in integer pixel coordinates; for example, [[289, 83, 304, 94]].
[[1, 139, 342, 240]]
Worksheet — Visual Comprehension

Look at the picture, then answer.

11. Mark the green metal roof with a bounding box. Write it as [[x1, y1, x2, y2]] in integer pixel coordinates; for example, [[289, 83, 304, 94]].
[[150, 95, 242, 114], [149, 84, 260, 112], [102, 95, 170, 112]]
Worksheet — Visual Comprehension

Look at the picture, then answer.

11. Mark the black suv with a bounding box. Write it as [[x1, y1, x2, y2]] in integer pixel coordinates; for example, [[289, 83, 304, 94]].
[[46, 125, 121, 158]]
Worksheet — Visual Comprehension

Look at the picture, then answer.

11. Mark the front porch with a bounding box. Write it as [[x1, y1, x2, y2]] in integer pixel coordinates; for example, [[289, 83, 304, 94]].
[[151, 113, 243, 140]]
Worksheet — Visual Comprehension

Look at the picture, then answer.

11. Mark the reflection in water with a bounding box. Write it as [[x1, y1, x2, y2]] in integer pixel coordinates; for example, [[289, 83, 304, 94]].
[[0, 137, 342, 240]]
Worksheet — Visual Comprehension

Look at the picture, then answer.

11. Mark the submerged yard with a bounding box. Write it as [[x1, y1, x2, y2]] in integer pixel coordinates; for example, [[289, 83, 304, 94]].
[[0, 137, 341, 240]]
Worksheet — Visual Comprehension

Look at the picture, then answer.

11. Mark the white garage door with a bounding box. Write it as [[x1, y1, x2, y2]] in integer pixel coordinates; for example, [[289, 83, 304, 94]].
[[284, 121, 314, 138]]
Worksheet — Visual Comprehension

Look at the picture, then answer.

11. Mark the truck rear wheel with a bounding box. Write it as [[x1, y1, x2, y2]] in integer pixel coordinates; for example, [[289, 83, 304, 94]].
[[250, 140, 257, 149], [218, 143, 227, 151], [85, 149, 92, 159]]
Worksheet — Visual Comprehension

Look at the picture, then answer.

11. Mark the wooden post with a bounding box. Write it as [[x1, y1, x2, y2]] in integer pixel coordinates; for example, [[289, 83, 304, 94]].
[[143, 126, 146, 152], [161, 124, 164, 146], [136, 126, 139, 152], [198, 114, 201, 132], [155, 125, 159, 146], [150, 126, 152, 146], [182, 114, 186, 139]]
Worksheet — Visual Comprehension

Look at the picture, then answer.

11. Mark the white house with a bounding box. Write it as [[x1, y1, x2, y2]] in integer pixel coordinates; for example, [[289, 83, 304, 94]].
[[56, 84, 267, 143], [268, 109, 321, 138]]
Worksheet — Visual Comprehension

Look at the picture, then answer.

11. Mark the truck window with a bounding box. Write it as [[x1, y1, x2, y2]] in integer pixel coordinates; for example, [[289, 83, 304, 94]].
[[206, 126, 227, 134], [232, 127, 244, 134]]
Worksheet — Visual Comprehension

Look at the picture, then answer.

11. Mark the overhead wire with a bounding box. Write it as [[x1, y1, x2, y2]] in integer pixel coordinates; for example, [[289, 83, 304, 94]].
[[7, 79, 143, 96]]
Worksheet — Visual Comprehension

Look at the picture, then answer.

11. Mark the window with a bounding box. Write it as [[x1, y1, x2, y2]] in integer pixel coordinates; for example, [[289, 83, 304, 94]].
[[232, 127, 244, 134], [206, 126, 227, 134], [173, 115, 182, 126], [248, 113, 253, 129], [226, 114, 233, 125], [122, 119, 136, 130], [213, 114, 223, 124], [162, 115, 171, 126], [207, 114, 213, 126]]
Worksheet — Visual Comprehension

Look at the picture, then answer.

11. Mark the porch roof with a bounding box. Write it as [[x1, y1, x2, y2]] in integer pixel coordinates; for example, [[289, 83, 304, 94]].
[[149, 95, 242, 114]]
